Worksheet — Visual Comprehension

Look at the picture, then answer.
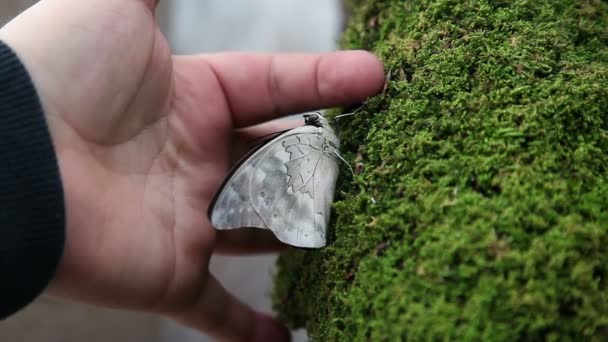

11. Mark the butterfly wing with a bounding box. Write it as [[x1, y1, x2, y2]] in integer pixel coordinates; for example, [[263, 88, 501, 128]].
[[248, 127, 339, 248], [209, 126, 320, 231], [208, 128, 292, 230], [209, 125, 339, 248], [209, 160, 267, 230]]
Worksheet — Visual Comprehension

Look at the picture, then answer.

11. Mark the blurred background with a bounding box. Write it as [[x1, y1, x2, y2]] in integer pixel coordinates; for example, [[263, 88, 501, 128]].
[[0, 0, 344, 341]]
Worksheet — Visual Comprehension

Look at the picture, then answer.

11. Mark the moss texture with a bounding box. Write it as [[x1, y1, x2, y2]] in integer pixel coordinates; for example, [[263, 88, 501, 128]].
[[273, 0, 608, 340]]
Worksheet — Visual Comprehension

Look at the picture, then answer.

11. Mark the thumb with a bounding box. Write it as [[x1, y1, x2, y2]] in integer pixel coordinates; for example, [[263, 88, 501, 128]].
[[0, 0, 168, 143]]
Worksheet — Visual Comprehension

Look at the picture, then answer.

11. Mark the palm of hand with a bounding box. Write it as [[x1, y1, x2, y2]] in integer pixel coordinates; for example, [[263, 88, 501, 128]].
[[0, 0, 384, 340]]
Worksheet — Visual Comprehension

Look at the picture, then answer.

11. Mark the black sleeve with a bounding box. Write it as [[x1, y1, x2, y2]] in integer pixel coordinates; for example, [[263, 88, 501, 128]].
[[0, 40, 65, 319]]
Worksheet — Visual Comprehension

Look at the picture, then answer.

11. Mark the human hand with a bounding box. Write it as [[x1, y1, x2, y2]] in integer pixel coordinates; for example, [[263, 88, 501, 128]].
[[0, 0, 385, 340]]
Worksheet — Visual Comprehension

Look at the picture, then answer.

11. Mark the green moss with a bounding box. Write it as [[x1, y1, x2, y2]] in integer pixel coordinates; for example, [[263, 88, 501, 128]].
[[273, 0, 608, 340]]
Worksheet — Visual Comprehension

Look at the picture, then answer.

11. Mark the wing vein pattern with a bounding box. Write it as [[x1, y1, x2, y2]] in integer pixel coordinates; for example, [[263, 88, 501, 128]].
[[210, 122, 339, 248]]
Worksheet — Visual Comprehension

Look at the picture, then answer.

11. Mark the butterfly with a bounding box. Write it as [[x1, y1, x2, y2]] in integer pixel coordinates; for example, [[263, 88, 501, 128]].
[[207, 112, 344, 248]]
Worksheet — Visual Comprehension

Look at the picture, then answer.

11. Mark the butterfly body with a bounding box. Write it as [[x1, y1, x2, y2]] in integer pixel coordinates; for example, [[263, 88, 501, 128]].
[[209, 113, 340, 248]]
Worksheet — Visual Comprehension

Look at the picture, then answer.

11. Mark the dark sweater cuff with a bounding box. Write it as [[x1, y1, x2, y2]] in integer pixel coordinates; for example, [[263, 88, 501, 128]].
[[0, 41, 65, 319]]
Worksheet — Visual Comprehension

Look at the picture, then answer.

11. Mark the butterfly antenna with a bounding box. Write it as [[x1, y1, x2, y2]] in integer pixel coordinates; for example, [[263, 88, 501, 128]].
[[334, 151, 355, 177], [333, 104, 366, 137], [334, 104, 365, 121]]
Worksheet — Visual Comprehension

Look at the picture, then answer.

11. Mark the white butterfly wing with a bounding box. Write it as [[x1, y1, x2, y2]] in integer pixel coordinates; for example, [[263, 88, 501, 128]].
[[209, 126, 318, 231], [209, 160, 267, 230], [209, 125, 339, 248], [249, 129, 339, 248]]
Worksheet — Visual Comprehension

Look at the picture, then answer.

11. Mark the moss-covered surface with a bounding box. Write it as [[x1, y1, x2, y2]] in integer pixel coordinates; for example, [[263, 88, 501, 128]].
[[273, 0, 608, 340]]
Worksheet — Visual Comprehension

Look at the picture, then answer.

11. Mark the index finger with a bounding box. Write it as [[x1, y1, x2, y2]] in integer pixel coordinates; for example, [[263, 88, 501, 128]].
[[202, 50, 385, 128]]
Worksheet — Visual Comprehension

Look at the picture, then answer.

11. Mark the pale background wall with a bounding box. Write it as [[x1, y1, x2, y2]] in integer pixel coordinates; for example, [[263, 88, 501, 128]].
[[0, 1, 343, 341]]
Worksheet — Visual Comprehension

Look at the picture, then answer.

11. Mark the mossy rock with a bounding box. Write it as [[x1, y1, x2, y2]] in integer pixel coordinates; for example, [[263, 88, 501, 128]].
[[273, 0, 608, 340]]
